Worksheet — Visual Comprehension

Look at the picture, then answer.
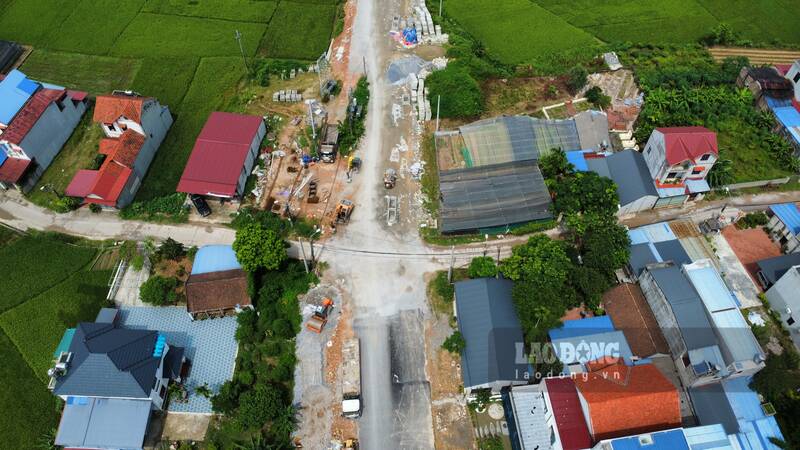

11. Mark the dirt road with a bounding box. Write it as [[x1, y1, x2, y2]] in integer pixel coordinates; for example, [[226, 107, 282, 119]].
[[318, 0, 438, 447]]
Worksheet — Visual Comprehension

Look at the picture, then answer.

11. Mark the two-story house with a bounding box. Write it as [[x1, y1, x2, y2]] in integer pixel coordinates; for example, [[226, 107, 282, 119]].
[[65, 92, 172, 208], [49, 308, 186, 450], [642, 126, 718, 194], [0, 69, 87, 191], [764, 202, 800, 254]]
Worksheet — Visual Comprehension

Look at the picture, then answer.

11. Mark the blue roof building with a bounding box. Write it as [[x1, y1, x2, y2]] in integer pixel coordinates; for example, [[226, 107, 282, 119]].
[[691, 377, 784, 450], [191, 244, 242, 275], [772, 106, 800, 149], [0, 69, 37, 124], [548, 316, 637, 373], [595, 425, 735, 450]]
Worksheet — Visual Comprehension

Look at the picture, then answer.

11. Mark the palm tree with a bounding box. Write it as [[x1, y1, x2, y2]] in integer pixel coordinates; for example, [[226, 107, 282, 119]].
[[708, 158, 734, 187]]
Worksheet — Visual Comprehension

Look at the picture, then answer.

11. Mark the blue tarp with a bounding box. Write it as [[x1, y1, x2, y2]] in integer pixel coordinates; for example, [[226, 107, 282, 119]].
[[402, 27, 417, 44], [191, 245, 242, 275], [769, 203, 800, 235], [566, 150, 590, 172], [0, 69, 38, 124]]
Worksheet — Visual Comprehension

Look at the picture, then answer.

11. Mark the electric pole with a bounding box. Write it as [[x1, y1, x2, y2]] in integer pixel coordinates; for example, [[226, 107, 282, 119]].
[[439, 0, 443, 17], [436, 95, 441, 132], [234, 30, 250, 74]]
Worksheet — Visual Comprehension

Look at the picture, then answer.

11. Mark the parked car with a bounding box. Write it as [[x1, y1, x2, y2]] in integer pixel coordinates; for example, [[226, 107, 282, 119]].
[[190, 194, 211, 217]]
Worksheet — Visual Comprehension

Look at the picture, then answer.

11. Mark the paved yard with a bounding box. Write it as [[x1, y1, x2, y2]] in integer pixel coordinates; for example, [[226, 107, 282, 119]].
[[119, 306, 238, 413], [721, 226, 782, 290], [711, 232, 762, 309], [161, 413, 212, 441], [112, 265, 149, 306]]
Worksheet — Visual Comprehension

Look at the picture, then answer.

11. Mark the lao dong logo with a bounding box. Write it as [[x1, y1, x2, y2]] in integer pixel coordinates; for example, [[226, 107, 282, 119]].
[[517, 341, 622, 365]]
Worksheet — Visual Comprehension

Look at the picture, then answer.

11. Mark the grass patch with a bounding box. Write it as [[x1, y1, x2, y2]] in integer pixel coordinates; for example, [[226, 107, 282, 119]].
[[111, 13, 266, 57], [141, 0, 278, 22], [136, 57, 248, 199], [717, 120, 795, 182], [259, 1, 335, 59], [420, 227, 491, 246], [0, 329, 59, 450], [0, 270, 112, 383], [0, 0, 73, 46], [131, 56, 200, 107], [21, 50, 142, 94], [695, 0, 800, 45], [26, 110, 104, 210], [441, 0, 597, 66], [44, 0, 146, 54], [0, 233, 97, 313], [421, 131, 440, 217], [428, 271, 454, 316]]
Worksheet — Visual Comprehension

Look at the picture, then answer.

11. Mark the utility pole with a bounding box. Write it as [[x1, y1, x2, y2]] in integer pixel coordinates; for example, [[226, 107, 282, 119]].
[[447, 245, 455, 282], [435, 95, 441, 132], [439, 0, 443, 17], [234, 30, 250, 74], [363, 56, 367, 76], [298, 239, 309, 273], [308, 101, 317, 139]]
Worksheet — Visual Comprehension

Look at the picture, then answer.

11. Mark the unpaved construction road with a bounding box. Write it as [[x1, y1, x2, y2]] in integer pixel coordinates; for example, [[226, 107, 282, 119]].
[[317, 0, 438, 447]]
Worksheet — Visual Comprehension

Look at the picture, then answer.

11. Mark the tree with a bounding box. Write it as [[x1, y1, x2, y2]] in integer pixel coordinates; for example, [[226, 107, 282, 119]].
[[500, 235, 572, 284], [139, 276, 178, 305], [581, 221, 631, 275], [233, 223, 287, 272], [551, 172, 619, 216], [585, 86, 611, 109], [538, 148, 574, 180], [566, 65, 588, 94], [468, 256, 497, 278], [426, 65, 484, 118], [568, 266, 609, 311], [157, 237, 185, 261], [211, 380, 241, 414], [236, 383, 286, 430], [707, 158, 733, 187], [442, 331, 466, 354]]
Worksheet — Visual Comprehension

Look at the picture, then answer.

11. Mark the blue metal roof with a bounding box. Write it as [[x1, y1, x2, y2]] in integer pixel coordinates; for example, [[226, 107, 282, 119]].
[[769, 203, 800, 235], [548, 315, 613, 341], [683, 424, 735, 450], [773, 106, 800, 145], [628, 222, 677, 245], [0, 69, 38, 124], [55, 397, 150, 449], [610, 429, 689, 450], [191, 245, 242, 275], [686, 178, 710, 194], [723, 377, 785, 450], [551, 330, 634, 369]]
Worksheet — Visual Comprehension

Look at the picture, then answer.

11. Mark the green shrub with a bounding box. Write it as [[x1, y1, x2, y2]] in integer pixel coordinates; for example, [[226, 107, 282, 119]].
[[468, 257, 497, 278], [478, 436, 504, 450], [139, 275, 178, 305], [131, 254, 144, 271], [426, 65, 483, 118], [566, 64, 588, 94], [187, 246, 198, 262], [585, 86, 611, 109], [88, 203, 102, 214], [236, 383, 286, 430], [157, 237, 185, 261], [738, 212, 769, 229], [432, 271, 454, 303], [442, 331, 466, 354], [119, 193, 189, 223]]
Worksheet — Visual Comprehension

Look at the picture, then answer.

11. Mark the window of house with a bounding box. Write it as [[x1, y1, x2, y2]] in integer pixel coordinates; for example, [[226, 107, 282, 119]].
[[550, 426, 556, 445], [647, 147, 652, 154], [700, 153, 711, 161], [542, 393, 548, 414], [692, 167, 703, 175], [794, 72, 800, 83], [159, 385, 167, 398], [788, 317, 796, 326], [667, 172, 678, 179]]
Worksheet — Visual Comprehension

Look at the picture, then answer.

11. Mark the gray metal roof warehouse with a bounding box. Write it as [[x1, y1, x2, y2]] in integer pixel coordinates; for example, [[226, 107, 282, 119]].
[[454, 278, 529, 391]]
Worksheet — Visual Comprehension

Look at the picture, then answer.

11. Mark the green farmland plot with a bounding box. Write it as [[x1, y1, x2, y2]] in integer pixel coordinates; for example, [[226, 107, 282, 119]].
[[534, 0, 719, 45], [0, 234, 97, 313], [260, 1, 337, 59], [695, 0, 800, 45], [0, 0, 74, 47], [131, 57, 200, 108], [44, 0, 146, 55], [111, 13, 267, 57], [141, 0, 279, 23], [21, 50, 142, 95], [440, 0, 598, 66], [0, 270, 112, 383], [0, 330, 59, 450]]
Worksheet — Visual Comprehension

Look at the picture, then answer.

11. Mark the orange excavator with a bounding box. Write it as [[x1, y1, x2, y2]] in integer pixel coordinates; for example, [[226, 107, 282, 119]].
[[305, 298, 334, 333]]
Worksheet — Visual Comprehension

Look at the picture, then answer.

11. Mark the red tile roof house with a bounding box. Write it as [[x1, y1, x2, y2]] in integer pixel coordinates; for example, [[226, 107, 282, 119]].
[[177, 112, 266, 201], [573, 360, 682, 441], [641, 126, 719, 207], [65, 93, 173, 208], [0, 69, 88, 192]]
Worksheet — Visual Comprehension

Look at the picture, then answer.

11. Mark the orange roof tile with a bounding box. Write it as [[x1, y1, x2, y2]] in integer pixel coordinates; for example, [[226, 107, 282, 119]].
[[93, 95, 148, 124], [574, 363, 681, 440], [110, 129, 145, 167], [88, 160, 131, 203]]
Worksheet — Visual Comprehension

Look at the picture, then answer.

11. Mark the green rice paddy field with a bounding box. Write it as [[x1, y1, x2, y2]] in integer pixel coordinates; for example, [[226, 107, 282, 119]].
[[0, 0, 341, 200], [442, 0, 800, 66]]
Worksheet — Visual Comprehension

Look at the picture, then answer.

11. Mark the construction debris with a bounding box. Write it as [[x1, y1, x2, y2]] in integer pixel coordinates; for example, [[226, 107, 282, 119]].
[[273, 89, 303, 102]]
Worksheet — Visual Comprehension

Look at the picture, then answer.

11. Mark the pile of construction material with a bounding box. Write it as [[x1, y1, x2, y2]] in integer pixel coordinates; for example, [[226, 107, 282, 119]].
[[273, 90, 303, 103], [412, 0, 448, 44]]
